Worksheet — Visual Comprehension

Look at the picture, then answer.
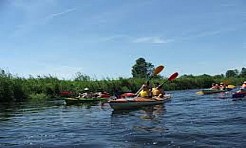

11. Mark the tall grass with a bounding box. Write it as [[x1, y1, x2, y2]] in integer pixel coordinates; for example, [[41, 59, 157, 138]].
[[0, 69, 245, 102]]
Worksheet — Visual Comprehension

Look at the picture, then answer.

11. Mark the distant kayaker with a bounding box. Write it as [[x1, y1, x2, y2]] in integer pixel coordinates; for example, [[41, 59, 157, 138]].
[[241, 81, 246, 89], [211, 83, 217, 89], [219, 82, 226, 90], [152, 82, 165, 98], [80, 87, 93, 98], [236, 81, 246, 93], [211, 83, 220, 90], [240, 81, 246, 92]]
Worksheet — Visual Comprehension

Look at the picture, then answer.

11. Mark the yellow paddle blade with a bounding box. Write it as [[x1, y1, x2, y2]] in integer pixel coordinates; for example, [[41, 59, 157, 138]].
[[153, 65, 164, 76], [227, 85, 236, 89], [196, 91, 204, 95]]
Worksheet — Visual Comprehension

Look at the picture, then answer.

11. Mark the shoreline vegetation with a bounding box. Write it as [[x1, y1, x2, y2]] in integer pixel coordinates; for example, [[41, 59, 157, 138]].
[[1, 68, 245, 102], [1, 58, 245, 102]]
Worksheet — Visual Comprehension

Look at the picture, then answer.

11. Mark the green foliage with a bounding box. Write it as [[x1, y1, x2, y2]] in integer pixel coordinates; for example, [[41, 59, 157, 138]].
[[226, 69, 239, 78], [28, 93, 49, 101], [131, 58, 154, 78], [239, 67, 246, 78], [1, 66, 246, 102]]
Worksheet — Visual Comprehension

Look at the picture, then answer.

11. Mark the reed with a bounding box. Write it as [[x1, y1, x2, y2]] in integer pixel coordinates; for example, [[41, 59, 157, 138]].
[[0, 69, 245, 102]]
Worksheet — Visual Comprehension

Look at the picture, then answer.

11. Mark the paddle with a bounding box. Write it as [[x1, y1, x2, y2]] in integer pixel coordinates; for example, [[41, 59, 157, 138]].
[[158, 72, 179, 87], [196, 91, 204, 95], [135, 65, 164, 95], [168, 72, 179, 81], [151, 65, 164, 78], [227, 84, 236, 89]]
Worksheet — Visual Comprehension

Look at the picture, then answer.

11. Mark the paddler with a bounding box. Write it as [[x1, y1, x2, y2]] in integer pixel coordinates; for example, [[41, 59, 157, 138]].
[[152, 82, 165, 98], [219, 82, 226, 90], [240, 81, 246, 92], [139, 84, 151, 98]]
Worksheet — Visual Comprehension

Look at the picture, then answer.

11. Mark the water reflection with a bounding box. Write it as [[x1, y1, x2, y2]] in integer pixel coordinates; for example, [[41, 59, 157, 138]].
[[111, 104, 166, 119], [0, 100, 64, 122], [0, 102, 21, 122], [64, 101, 109, 111], [109, 104, 168, 147], [65, 101, 98, 108]]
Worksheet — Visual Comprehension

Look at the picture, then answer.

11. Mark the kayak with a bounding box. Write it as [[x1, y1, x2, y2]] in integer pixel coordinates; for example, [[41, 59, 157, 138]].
[[232, 92, 246, 98], [200, 89, 226, 95], [120, 92, 136, 98], [108, 94, 171, 110], [64, 97, 108, 105]]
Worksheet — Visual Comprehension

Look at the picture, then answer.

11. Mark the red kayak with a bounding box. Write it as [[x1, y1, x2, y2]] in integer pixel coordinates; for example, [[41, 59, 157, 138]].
[[232, 92, 246, 98]]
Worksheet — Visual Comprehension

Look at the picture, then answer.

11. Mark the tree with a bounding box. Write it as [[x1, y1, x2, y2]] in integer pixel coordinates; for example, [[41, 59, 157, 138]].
[[240, 67, 246, 78], [225, 69, 238, 78], [131, 58, 154, 78], [213, 74, 224, 79]]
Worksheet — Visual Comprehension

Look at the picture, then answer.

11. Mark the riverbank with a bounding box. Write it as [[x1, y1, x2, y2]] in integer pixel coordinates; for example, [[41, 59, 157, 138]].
[[1, 71, 245, 102]]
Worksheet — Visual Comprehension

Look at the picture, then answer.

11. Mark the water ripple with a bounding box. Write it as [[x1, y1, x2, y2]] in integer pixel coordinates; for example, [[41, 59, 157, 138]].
[[1, 90, 246, 147]]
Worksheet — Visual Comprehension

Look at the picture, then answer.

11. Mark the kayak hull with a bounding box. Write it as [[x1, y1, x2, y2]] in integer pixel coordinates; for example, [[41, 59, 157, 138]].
[[108, 95, 171, 110], [232, 92, 246, 98], [201, 89, 226, 95]]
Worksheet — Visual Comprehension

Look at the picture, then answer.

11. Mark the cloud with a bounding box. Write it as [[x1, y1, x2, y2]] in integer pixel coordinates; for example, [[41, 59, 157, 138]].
[[45, 8, 76, 21], [133, 37, 173, 44], [220, 3, 238, 7], [9, 7, 76, 38], [179, 27, 238, 41], [99, 34, 130, 42]]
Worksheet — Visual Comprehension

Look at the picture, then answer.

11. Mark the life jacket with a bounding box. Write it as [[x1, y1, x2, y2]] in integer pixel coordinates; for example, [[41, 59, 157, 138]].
[[152, 88, 161, 96], [139, 90, 149, 97]]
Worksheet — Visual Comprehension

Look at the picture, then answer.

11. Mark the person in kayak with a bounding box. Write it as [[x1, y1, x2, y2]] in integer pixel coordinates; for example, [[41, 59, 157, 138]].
[[139, 84, 151, 98], [219, 82, 226, 90], [152, 82, 165, 98], [211, 83, 218, 89], [79, 87, 93, 98], [240, 81, 246, 92], [242, 81, 246, 88], [236, 81, 246, 93], [211, 83, 220, 90]]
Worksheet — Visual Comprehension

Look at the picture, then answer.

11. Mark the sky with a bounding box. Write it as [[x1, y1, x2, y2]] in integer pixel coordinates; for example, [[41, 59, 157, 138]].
[[0, 0, 246, 80]]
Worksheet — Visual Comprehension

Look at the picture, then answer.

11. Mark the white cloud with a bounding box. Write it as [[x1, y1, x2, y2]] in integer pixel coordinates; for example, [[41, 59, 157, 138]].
[[99, 34, 130, 42], [133, 37, 173, 44], [179, 27, 238, 41], [44, 8, 76, 22]]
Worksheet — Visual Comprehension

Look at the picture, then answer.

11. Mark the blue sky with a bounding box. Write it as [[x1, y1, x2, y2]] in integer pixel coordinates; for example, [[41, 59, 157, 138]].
[[0, 0, 246, 79]]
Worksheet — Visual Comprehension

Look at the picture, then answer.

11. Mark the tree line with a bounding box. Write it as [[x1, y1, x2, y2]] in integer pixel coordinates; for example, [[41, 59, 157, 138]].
[[0, 58, 245, 102]]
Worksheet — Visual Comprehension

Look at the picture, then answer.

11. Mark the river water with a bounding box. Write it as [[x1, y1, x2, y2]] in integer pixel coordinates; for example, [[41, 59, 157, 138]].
[[1, 89, 246, 147]]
